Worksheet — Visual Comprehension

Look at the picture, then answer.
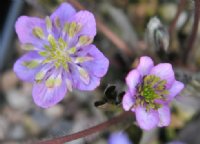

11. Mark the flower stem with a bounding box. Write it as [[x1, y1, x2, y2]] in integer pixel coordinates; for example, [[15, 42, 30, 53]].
[[36, 111, 133, 144], [183, 0, 200, 64]]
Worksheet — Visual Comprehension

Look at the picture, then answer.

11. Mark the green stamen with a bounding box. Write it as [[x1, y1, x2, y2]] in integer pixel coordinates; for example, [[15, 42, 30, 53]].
[[23, 60, 39, 69], [74, 56, 93, 63], [54, 16, 61, 29], [78, 36, 92, 45], [77, 66, 90, 84], [138, 75, 168, 110], [22, 44, 35, 50], [69, 22, 77, 37], [68, 47, 77, 54], [35, 71, 46, 82], [48, 34, 57, 49], [45, 16, 52, 31], [45, 78, 55, 88], [32, 27, 45, 39], [58, 37, 67, 50]]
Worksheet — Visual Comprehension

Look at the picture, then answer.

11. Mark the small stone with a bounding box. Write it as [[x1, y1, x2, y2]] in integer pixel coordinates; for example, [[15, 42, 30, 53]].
[[0, 116, 9, 140], [1, 70, 19, 91], [7, 124, 26, 140], [44, 104, 64, 119], [47, 120, 72, 138], [31, 110, 53, 131], [6, 89, 32, 112]]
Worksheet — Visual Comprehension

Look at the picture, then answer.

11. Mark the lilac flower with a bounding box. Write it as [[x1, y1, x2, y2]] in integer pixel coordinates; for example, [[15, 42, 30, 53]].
[[108, 132, 132, 144], [14, 3, 109, 108], [122, 56, 184, 130]]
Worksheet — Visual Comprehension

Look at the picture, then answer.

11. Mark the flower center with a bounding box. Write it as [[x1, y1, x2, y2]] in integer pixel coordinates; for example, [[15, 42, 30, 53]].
[[137, 75, 169, 110], [30, 16, 94, 72], [39, 35, 74, 72]]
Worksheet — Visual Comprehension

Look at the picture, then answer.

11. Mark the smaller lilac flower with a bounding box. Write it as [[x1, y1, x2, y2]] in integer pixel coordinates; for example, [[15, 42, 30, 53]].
[[108, 132, 132, 144], [14, 3, 109, 108], [122, 56, 184, 130]]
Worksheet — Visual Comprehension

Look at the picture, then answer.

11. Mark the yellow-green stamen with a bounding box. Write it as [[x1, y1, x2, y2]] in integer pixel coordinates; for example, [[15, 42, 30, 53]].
[[32, 27, 45, 39], [137, 75, 168, 110]]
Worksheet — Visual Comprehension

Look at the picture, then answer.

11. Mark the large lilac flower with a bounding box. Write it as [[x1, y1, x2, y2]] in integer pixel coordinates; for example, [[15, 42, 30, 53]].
[[122, 56, 184, 130], [108, 132, 132, 144], [14, 3, 109, 108]]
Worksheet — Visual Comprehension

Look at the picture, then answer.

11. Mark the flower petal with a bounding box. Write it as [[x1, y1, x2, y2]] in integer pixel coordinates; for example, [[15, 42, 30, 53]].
[[167, 80, 184, 101], [50, 3, 76, 27], [13, 51, 43, 82], [126, 70, 140, 94], [70, 64, 101, 90], [137, 56, 154, 76], [15, 16, 47, 48], [78, 45, 109, 77], [69, 10, 96, 38], [158, 105, 171, 127], [108, 132, 132, 144], [122, 92, 135, 111], [32, 80, 67, 108], [150, 63, 175, 88], [135, 106, 159, 130]]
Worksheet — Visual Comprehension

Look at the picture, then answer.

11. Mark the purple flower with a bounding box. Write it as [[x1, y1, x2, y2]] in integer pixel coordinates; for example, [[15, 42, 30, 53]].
[[122, 56, 184, 130], [14, 3, 109, 108], [108, 132, 132, 144]]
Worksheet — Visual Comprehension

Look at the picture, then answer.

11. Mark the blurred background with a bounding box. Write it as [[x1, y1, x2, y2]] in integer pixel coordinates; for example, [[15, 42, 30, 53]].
[[1, 0, 200, 144]]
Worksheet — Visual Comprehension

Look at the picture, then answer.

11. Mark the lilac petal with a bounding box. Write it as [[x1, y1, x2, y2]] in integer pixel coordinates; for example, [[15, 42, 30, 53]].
[[108, 132, 132, 144], [15, 16, 46, 48], [158, 105, 171, 127], [78, 44, 109, 77], [167, 81, 184, 101], [70, 64, 100, 90], [126, 70, 140, 94], [137, 56, 154, 76], [150, 63, 175, 88], [32, 80, 67, 108], [69, 10, 96, 38], [13, 51, 43, 82], [50, 3, 76, 27], [135, 106, 159, 130], [122, 92, 135, 111]]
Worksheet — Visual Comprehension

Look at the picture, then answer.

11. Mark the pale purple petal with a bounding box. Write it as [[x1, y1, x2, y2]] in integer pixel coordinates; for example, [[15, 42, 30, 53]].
[[150, 63, 175, 88], [15, 16, 47, 48], [158, 105, 171, 127], [74, 75, 100, 91], [122, 92, 135, 111], [69, 10, 96, 38], [137, 56, 154, 76], [135, 106, 159, 130], [50, 3, 76, 27], [32, 81, 67, 108], [167, 81, 184, 101], [13, 51, 43, 82], [108, 132, 132, 144], [70, 64, 100, 90], [78, 44, 109, 77], [126, 70, 140, 94]]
